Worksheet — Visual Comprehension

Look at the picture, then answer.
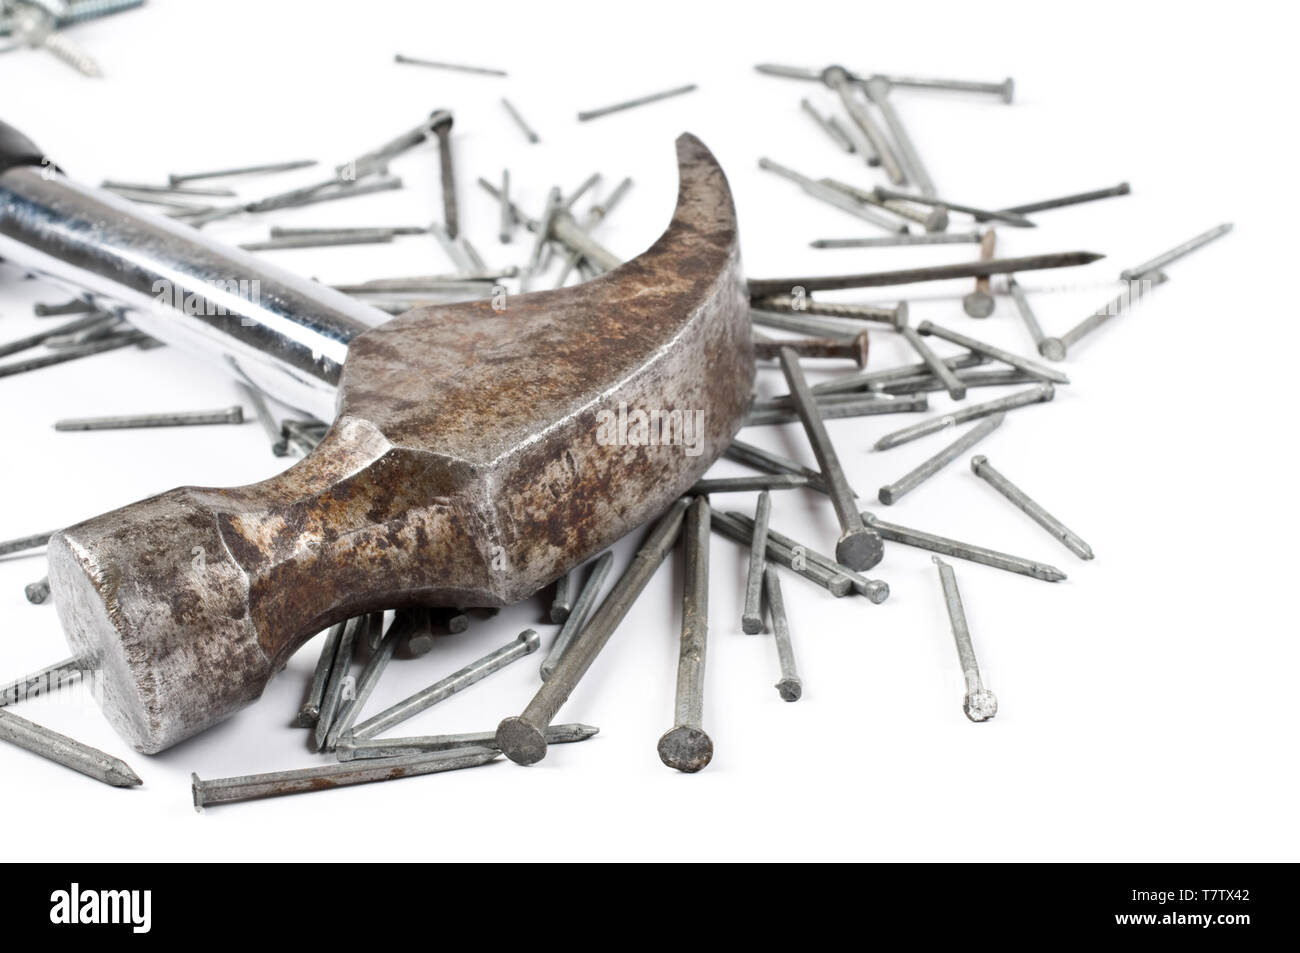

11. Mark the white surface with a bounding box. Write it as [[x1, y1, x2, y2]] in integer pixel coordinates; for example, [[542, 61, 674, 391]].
[[0, 0, 1293, 862]]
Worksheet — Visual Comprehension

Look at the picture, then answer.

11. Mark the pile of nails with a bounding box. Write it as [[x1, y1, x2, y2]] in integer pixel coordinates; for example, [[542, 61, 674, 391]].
[[0, 57, 1233, 809]]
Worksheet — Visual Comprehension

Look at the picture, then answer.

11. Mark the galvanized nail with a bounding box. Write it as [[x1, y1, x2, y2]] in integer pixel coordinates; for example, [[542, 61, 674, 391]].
[[54, 405, 244, 431], [312, 616, 362, 751], [711, 512, 854, 599], [742, 490, 771, 634], [800, 98, 855, 153], [168, 159, 317, 185], [1006, 276, 1065, 362], [898, 325, 968, 400], [578, 84, 697, 121], [1120, 223, 1232, 281], [988, 182, 1130, 218], [0, 656, 86, 708], [812, 232, 982, 248], [1059, 272, 1170, 354], [878, 413, 1004, 505], [724, 512, 889, 603], [863, 512, 1066, 582], [657, 497, 713, 773], [393, 54, 507, 76], [916, 321, 1069, 385], [932, 556, 997, 722], [862, 76, 936, 196], [0, 708, 141, 787], [325, 620, 401, 750], [874, 383, 1054, 451], [541, 551, 614, 681], [337, 724, 598, 761], [293, 621, 345, 728], [764, 566, 802, 701], [821, 65, 905, 183], [971, 455, 1093, 560], [690, 475, 811, 494]]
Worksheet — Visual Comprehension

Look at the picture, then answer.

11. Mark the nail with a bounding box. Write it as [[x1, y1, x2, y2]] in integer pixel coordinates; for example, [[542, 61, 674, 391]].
[[724, 439, 838, 498], [878, 414, 1004, 505], [393, 54, 506, 76], [33, 299, 93, 317], [101, 180, 237, 197], [932, 556, 997, 722], [778, 347, 882, 570], [498, 169, 513, 243], [759, 158, 908, 233], [0, 332, 151, 380], [54, 405, 244, 431], [971, 455, 1093, 560], [753, 294, 909, 329], [500, 97, 540, 144], [541, 552, 614, 681], [963, 229, 997, 318], [741, 491, 772, 634], [24, 576, 50, 604], [192, 747, 499, 809], [658, 497, 713, 772], [916, 320, 1068, 385], [812, 232, 983, 248], [270, 225, 428, 238], [234, 382, 283, 456], [562, 172, 602, 212], [332, 271, 511, 294], [747, 251, 1104, 298], [711, 512, 854, 599], [551, 572, 575, 624], [744, 393, 928, 427], [0, 531, 53, 558], [497, 499, 690, 765], [751, 308, 864, 340], [399, 608, 439, 657], [813, 352, 985, 396], [0, 708, 141, 787], [827, 117, 865, 159], [874, 384, 1053, 451], [879, 368, 1035, 396], [821, 65, 905, 183], [325, 620, 401, 750], [241, 232, 395, 251], [800, 98, 855, 152], [819, 179, 947, 231], [0, 656, 86, 708], [753, 331, 869, 367], [578, 83, 697, 121], [1006, 276, 1065, 362], [356, 630, 541, 740], [1059, 273, 1169, 353], [43, 314, 124, 349], [989, 182, 1130, 218], [898, 325, 968, 400], [0, 311, 124, 360], [1120, 223, 1232, 281], [337, 724, 599, 761], [313, 616, 362, 751], [690, 475, 811, 494], [764, 567, 802, 702], [862, 77, 936, 197], [107, 190, 217, 211], [863, 512, 1066, 582], [293, 621, 345, 728], [430, 113, 458, 239], [446, 608, 470, 634], [554, 177, 634, 287], [168, 159, 317, 185], [724, 512, 889, 603], [873, 186, 1033, 228], [874, 73, 1014, 103], [522, 187, 563, 290]]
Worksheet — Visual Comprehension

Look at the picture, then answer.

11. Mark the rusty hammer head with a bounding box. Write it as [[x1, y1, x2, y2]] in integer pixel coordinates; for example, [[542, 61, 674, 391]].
[[48, 135, 752, 753]]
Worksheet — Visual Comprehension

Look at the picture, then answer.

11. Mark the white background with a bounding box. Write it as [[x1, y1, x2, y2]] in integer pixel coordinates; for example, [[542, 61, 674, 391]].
[[0, 0, 1294, 861]]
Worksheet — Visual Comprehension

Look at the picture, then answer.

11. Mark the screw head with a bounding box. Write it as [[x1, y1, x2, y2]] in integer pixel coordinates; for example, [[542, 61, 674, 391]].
[[964, 690, 998, 722]]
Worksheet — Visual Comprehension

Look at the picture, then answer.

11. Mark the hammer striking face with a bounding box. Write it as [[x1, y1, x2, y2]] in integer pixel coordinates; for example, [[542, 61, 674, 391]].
[[45, 135, 753, 753]]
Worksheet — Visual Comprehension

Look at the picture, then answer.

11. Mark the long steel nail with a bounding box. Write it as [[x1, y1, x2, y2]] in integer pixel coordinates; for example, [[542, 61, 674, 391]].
[[1119, 223, 1232, 281], [429, 113, 458, 238], [741, 491, 772, 634], [873, 73, 1014, 103], [989, 182, 1130, 218], [753, 331, 869, 367], [0, 657, 86, 708], [813, 353, 985, 396], [293, 622, 345, 728], [394, 607, 436, 657], [971, 455, 1093, 559], [821, 65, 905, 184], [874, 383, 1053, 451], [498, 499, 690, 765], [54, 405, 244, 431], [0, 708, 141, 787], [34, 299, 93, 317], [101, 180, 237, 197], [658, 497, 713, 772], [192, 747, 499, 809], [711, 512, 853, 599], [812, 232, 982, 248], [863, 77, 935, 196], [724, 440, 838, 497], [168, 159, 317, 185], [313, 616, 361, 751], [963, 229, 997, 317], [356, 630, 541, 741], [554, 177, 634, 286], [752, 309, 862, 341], [541, 552, 614, 681], [863, 512, 1066, 582], [337, 724, 598, 761], [241, 232, 395, 251], [819, 178, 947, 231], [878, 414, 1004, 505], [916, 321, 1069, 385], [744, 394, 927, 427], [800, 98, 855, 152], [522, 187, 563, 290], [754, 294, 909, 329], [759, 158, 908, 233], [899, 325, 968, 400], [724, 513, 889, 603], [1006, 276, 1065, 362], [326, 621, 401, 750], [270, 225, 428, 238], [879, 368, 1034, 396], [1058, 272, 1169, 354], [747, 251, 1103, 298], [0, 532, 53, 558], [562, 172, 602, 212], [393, 54, 506, 76], [24, 576, 50, 604], [0, 332, 151, 379], [779, 347, 882, 570], [932, 556, 997, 722], [764, 567, 802, 701], [690, 475, 811, 494], [551, 572, 574, 624], [0, 311, 123, 360], [873, 186, 1033, 228], [498, 169, 514, 242], [578, 83, 697, 121]]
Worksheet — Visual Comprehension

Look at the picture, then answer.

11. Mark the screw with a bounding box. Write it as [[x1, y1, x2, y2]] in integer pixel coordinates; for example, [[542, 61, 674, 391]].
[[963, 230, 997, 318], [657, 497, 713, 773], [916, 321, 1069, 385], [292, 621, 346, 728], [711, 512, 853, 599], [0, 531, 53, 559], [813, 352, 986, 396], [497, 498, 690, 765], [724, 512, 890, 604], [356, 630, 541, 741], [191, 747, 499, 809], [53, 405, 244, 431], [1058, 272, 1169, 355], [778, 347, 882, 570], [982, 182, 1130, 219], [764, 567, 802, 702], [862, 512, 1066, 583], [747, 251, 1104, 298], [932, 556, 997, 722], [821, 65, 905, 185], [878, 414, 1004, 505], [799, 98, 855, 153], [1120, 223, 1232, 281], [393, 53, 507, 76], [0, 707, 141, 787], [0, 656, 86, 708], [759, 157, 908, 233], [337, 724, 599, 761], [10, 3, 101, 76], [873, 73, 1014, 104], [874, 383, 1054, 451], [578, 83, 697, 121], [971, 455, 1093, 560], [690, 475, 811, 494], [24, 576, 50, 604], [873, 186, 1033, 229], [1006, 276, 1065, 362], [812, 231, 982, 248], [541, 551, 614, 681], [324, 619, 401, 750], [741, 490, 772, 634], [168, 159, 317, 186], [863, 77, 936, 197], [312, 616, 362, 751], [898, 325, 968, 401]]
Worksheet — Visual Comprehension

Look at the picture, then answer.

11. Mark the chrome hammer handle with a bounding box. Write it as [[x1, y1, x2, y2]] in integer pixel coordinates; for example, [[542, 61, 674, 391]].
[[0, 119, 387, 420]]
